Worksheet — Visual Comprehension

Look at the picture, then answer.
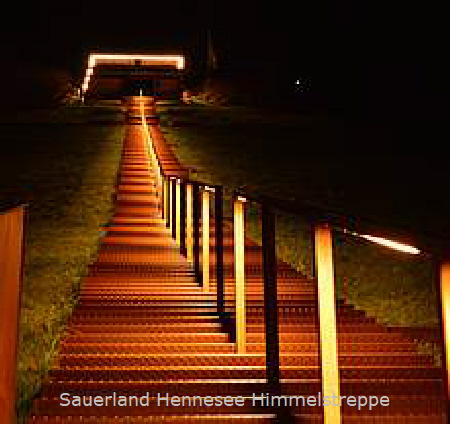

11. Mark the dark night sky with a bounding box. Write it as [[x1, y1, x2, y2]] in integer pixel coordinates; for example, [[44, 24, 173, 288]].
[[1, 1, 448, 122], [1, 2, 443, 71], [0, 1, 448, 241], [1, 1, 358, 71]]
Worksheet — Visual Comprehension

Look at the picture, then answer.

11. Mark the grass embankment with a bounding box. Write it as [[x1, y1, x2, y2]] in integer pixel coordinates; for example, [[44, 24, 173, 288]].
[[157, 104, 438, 328], [0, 104, 124, 421]]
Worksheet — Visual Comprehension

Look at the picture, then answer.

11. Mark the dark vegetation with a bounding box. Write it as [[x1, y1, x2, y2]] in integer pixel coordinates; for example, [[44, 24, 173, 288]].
[[0, 64, 75, 111], [0, 105, 124, 420]]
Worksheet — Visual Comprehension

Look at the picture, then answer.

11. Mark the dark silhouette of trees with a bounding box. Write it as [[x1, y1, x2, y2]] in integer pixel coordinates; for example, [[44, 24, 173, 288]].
[[0, 63, 72, 110]]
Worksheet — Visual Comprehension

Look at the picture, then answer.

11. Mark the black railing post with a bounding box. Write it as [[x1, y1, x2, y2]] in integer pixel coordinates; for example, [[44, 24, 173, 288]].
[[309, 216, 316, 278], [193, 184, 202, 286], [261, 203, 281, 396], [171, 178, 177, 240], [215, 186, 225, 316], [180, 181, 187, 256]]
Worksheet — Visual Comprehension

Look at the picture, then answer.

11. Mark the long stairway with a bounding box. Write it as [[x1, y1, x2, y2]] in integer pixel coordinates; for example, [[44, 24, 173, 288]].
[[28, 97, 446, 423]]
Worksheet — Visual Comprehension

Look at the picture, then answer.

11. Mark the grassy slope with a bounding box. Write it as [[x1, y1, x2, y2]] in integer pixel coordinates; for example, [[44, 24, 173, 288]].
[[0, 105, 124, 420], [157, 104, 438, 327]]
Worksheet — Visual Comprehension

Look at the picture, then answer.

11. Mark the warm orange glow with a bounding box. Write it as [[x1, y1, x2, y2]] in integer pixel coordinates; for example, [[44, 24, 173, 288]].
[[169, 179, 174, 233], [0, 206, 25, 424], [164, 179, 170, 227], [186, 183, 194, 262], [440, 261, 450, 398], [82, 53, 185, 93], [176, 180, 181, 246], [202, 189, 210, 292], [88, 53, 184, 69], [139, 92, 163, 192], [314, 223, 341, 424], [234, 198, 247, 354]]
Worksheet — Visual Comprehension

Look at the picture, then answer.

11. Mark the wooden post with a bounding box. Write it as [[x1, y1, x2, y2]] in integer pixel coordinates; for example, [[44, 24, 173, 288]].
[[261, 203, 281, 395], [314, 221, 341, 424], [186, 183, 194, 262], [234, 196, 247, 354], [180, 182, 187, 256], [215, 186, 225, 316], [165, 178, 170, 229], [171, 178, 177, 240], [193, 184, 202, 286], [0, 205, 26, 424], [161, 175, 165, 221], [201, 188, 211, 291], [154, 164, 163, 218], [175, 179, 181, 246]]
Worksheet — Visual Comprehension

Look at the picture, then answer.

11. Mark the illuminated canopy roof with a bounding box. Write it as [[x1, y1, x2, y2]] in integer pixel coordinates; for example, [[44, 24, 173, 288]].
[[82, 53, 185, 93]]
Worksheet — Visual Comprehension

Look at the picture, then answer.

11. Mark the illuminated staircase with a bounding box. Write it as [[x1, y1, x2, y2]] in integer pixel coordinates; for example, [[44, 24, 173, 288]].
[[27, 98, 446, 423]]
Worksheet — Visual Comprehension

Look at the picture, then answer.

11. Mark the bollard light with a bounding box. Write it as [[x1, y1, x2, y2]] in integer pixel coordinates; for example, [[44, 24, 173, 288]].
[[176, 179, 181, 246], [314, 222, 341, 424], [186, 183, 194, 262], [234, 196, 247, 353], [201, 188, 211, 291], [439, 260, 450, 401]]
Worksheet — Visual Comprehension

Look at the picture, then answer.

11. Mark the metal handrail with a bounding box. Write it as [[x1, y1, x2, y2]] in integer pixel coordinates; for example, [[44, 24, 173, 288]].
[[234, 188, 450, 257], [138, 91, 448, 257], [137, 94, 450, 423]]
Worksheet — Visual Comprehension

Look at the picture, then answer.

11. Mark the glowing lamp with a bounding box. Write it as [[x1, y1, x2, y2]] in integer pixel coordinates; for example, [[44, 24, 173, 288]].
[[343, 229, 421, 255], [360, 234, 421, 255], [82, 53, 185, 93]]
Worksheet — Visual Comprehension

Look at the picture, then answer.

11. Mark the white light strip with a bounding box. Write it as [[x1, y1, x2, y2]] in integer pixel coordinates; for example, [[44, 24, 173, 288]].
[[343, 229, 420, 254], [89, 53, 184, 69], [359, 234, 421, 254], [82, 53, 185, 93]]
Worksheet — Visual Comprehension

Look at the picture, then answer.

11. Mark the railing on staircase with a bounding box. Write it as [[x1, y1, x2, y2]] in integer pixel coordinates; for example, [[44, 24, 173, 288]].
[[2, 96, 447, 422], [2, 96, 448, 422], [139, 93, 450, 422], [0, 201, 26, 424]]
